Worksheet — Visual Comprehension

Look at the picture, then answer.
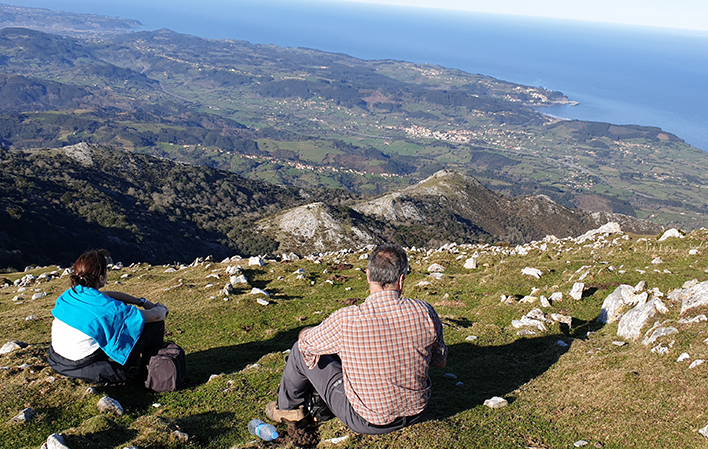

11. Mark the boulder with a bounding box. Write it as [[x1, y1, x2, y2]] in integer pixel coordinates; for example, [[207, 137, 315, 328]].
[[230, 275, 248, 285], [617, 298, 668, 340], [598, 284, 643, 324], [0, 340, 28, 355], [521, 267, 542, 279], [248, 256, 265, 267], [569, 282, 585, 300], [642, 326, 678, 346], [250, 288, 269, 297], [97, 396, 123, 415], [427, 263, 445, 273], [463, 258, 477, 269], [483, 396, 508, 408], [44, 433, 70, 449], [10, 407, 35, 423], [678, 281, 708, 314], [658, 228, 683, 241]]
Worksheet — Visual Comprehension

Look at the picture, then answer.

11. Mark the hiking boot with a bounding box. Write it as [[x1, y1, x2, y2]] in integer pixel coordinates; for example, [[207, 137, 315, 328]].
[[265, 401, 306, 423]]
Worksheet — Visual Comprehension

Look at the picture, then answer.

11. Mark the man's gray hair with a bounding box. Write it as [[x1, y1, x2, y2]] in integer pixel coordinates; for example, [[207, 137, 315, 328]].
[[367, 244, 408, 287]]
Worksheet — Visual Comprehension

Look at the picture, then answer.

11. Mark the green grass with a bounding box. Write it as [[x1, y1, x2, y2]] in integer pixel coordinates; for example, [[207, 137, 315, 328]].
[[2, 229, 708, 447]]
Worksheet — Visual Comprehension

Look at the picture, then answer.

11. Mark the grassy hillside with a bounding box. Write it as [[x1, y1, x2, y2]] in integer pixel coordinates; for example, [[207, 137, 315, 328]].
[[2, 226, 707, 448]]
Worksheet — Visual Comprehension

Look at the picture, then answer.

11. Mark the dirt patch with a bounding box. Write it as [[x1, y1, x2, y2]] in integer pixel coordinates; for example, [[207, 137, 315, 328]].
[[340, 297, 361, 306], [332, 263, 353, 271], [281, 421, 320, 447], [326, 274, 348, 283]]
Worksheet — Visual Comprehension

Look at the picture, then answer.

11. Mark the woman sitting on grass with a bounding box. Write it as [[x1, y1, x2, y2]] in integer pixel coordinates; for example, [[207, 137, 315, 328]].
[[48, 249, 169, 384]]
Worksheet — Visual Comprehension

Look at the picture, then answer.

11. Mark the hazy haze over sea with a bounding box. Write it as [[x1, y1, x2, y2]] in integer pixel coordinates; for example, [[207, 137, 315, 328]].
[[6, 0, 708, 151]]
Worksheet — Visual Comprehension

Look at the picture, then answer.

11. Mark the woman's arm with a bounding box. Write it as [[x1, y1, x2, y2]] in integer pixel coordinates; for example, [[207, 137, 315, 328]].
[[141, 303, 169, 323], [102, 291, 158, 309], [102, 290, 168, 322]]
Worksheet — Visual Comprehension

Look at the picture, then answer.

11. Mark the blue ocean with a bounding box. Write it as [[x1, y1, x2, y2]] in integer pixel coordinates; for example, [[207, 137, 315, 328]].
[[7, 0, 708, 151]]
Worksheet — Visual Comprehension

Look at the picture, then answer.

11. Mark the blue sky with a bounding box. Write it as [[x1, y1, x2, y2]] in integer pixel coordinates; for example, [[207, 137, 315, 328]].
[[337, 0, 708, 31]]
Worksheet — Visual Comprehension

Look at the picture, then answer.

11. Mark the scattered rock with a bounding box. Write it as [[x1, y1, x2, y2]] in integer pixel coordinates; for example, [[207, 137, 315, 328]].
[[250, 287, 269, 297], [612, 341, 626, 346], [230, 274, 248, 284], [443, 373, 458, 380], [463, 258, 477, 269], [44, 433, 70, 449], [512, 309, 548, 332], [465, 335, 478, 342], [32, 292, 47, 300], [97, 396, 124, 415], [256, 298, 270, 306], [598, 284, 644, 324], [689, 360, 705, 369], [658, 228, 683, 241], [323, 436, 349, 444], [540, 295, 551, 308], [483, 396, 508, 408], [10, 407, 35, 423], [574, 441, 589, 447], [249, 256, 265, 267], [83, 387, 97, 397], [677, 281, 708, 314], [677, 353, 690, 362], [521, 267, 542, 279], [550, 313, 572, 327], [617, 298, 668, 340], [429, 273, 444, 280], [569, 282, 585, 300], [173, 430, 189, 442], [642, 326, 678, 346], [221, 283, 235, 296], [0, 340, 28, 355], [550, 292, 563, 302], [427, 263, 445, 273]]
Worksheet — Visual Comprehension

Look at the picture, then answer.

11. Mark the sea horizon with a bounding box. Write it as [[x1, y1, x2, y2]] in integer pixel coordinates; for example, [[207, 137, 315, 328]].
[[4, 0, 708, 151]]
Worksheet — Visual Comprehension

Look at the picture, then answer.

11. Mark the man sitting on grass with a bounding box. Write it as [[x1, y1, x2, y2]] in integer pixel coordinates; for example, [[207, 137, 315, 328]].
[[266, 244, 448, 434]]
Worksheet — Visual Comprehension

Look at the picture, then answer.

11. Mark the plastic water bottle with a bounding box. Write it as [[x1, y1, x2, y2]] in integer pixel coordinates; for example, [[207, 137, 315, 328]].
[[248, 419, 279, 442]]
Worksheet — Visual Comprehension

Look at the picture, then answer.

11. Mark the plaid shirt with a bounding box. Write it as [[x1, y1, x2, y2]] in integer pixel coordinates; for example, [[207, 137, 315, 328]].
[[298, 289, 447, 425]]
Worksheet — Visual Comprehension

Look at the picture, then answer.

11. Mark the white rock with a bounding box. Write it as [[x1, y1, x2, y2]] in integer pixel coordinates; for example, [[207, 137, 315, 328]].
[[569, 282, 585, 300], [25, 315, 37, 321], [463, 258, 477, 269], [97, 396, 123, 415], [521, 267, 543, 279], [699, 423, 708, 439], [550, 313, 572, 327], [10, 407, 35, 422], [617, 298, 666, 340], [658, 228, 683, 241], [573, 441, 589, 447], [483, 396, 508, 408], [428, 263, 445, 273], [598, 284, 643, 324], [248, 256, 265, 267], [651, 344, 669, 355], [689, 249, 699, 255], [465, 335, 478, 342], [540, 295, 551, 308], [512, 317, 547, 332], [45, 433, 70, 449], [323, 436, 350, 444], [550, 292, 563, 302], [164, 267, 177, 273], [293, 268, 306, 275], [651, 257, 663, 264], [678, 281, 708, 314], [250, 288, 269, 297], [576, 222, 622, 243], [32, 292, 47, 300], [642, 326, 678, 346], [429, 273, 444, 280], [225, 265, 241, 275], [0, 340, 28, 355], [689, 359, 705, 369], [256, 298, 270, 306], [121, 273, 130, 279], [612, 341, 626, 346], [677, 353, 690, 362]]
